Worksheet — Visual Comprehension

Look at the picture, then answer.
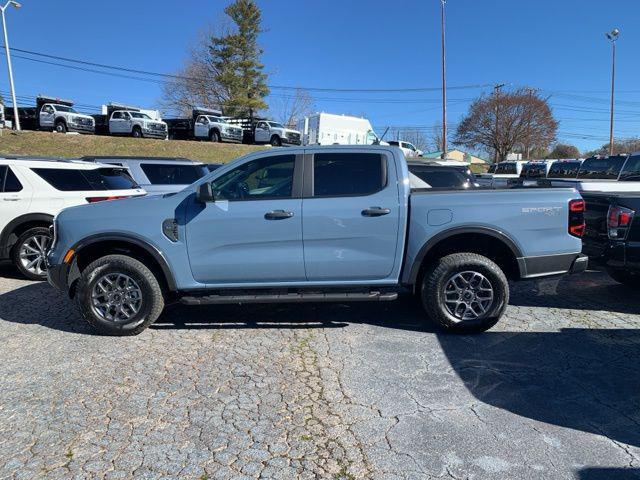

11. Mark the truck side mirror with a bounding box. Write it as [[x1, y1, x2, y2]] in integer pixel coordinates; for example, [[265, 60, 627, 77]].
[[197, 182, 214, 203]]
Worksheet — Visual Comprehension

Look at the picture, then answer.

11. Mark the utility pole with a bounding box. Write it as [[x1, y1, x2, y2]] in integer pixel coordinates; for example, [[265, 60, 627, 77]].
[[606, 28, 619, 156], [0, 0, 21, 131], [493, 83, 505, 162], [440, 0, 447, 159]]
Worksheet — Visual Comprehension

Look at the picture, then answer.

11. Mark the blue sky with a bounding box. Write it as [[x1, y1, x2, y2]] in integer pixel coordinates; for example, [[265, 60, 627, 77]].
[[1, 0, 639, 153]]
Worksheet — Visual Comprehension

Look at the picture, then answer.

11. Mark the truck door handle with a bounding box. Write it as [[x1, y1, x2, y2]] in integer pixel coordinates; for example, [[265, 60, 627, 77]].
[[264, 210, 294, 220], [361, 207, 390, 217], [2, 196, 19, 202]]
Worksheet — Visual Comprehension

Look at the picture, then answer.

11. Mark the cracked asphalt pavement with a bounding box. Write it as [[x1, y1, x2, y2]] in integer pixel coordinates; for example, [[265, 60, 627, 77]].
[[0, 264, 639, 479]]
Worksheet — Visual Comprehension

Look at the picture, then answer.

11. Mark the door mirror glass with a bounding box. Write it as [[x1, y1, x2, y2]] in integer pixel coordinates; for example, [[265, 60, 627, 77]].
[[196, 182, 214, 203]]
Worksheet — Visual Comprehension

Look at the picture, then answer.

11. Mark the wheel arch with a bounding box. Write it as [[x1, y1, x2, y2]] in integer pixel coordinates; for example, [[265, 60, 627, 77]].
[[69, 234, 177, 294], [406, 226, 524, 287], [0, 213, 54, 260]]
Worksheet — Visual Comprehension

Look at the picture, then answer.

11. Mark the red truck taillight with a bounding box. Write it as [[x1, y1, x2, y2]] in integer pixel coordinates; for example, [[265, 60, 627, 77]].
[[608, 205, 635, 240], [569, 199, 586, 238]]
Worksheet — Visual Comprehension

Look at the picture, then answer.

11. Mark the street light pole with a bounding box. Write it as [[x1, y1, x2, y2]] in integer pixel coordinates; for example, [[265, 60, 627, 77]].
[[0, 0, 21, 131], [606, 28, 619, 156], [440, 0, 447, 159]]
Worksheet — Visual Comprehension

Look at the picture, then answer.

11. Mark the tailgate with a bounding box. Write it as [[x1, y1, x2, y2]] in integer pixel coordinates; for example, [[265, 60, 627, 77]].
[[582, 194, 611, 258]]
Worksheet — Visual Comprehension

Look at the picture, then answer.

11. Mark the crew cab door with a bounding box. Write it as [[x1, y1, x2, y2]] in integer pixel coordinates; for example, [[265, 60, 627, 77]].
[[185, 153, 305, 285], [39, 105, 55, 128], [194, 116, 209, 138], [254, 121, 270, 143], [302, 151, 401, 281]]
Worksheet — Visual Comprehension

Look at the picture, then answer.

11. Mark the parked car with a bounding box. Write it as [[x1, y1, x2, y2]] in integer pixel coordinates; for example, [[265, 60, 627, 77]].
[[407, 161, 476, 189], [297, 112, 382, 146], [582, 192, 639, 286], [0, 157, 144, 280], [48, 145, 587, 336], [476, 160, 527, 188], [227, 118, 302, 146], [81, 156, 208, 195], [3, 95, 95, 134], [164, 108, 243, 143], [548, 154, 640, 192], [93, 103, 167, 139], [387, 141, 423, 158], [510, 160, 557, 187]]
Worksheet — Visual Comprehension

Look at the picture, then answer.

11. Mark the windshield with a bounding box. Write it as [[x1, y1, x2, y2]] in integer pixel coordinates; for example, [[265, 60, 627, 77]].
[[577, 156, 627, 180], [548, 161, 581, 178], [495, 162, 518, 175], [520, 163, 548, 178], [408, 166, 473, 189], [130, 112, 152, 120], [268, 122, 284, 128], [53, 105, 77, 113], [140, 163, 207, 185]]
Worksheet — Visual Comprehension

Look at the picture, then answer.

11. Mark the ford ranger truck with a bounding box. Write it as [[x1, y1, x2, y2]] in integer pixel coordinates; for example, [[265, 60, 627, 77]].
[[4, 95, 95, 134], [47, 146, 587, 336]]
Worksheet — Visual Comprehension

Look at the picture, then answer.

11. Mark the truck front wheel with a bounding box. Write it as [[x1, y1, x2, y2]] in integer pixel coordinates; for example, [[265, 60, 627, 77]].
[[132, 127, 142, 138], [421, 253, 508, 333], [209, 130, 220, 142], [55, 120, 67, 133], [270, 135, 281, 147], [75, 254, 164, 336]]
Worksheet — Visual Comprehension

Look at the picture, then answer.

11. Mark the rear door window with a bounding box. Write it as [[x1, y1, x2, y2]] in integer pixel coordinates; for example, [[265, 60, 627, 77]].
[[495, 163, 517, 174], [4, 167, 23, 192], [313, 153, 386, 197], [140, 163, 206, 185], [32, 167, 137, 191], [578, 156, 626, 179], [409, 167, 470, 189]]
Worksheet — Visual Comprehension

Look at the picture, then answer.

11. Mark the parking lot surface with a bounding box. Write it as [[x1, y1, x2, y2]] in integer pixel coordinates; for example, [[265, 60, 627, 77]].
[[0, 265, 639, 480]]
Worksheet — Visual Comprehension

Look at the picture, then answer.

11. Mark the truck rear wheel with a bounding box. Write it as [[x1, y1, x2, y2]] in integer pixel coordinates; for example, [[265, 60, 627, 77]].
[[606, 268, 639, 287], [55, 120, 67, 133], [75, 254, 164, 336], [421, 253, 508, 333]]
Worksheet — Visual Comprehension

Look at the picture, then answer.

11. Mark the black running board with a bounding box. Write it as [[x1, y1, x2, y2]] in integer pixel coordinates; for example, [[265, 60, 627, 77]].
[[180, 291, 398, 306]]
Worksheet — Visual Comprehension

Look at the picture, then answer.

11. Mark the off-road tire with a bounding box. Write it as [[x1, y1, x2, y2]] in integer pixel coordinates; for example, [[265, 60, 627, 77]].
[[54, 120, 67, 133], [421, 252, 508, 334], [270, 135, 281, 147], [132, 127, 143, 138], [12, 226, 51, 281], [209, 130, 220, 142], [75, 254, 164, 336], [606, 268, 639, 287]]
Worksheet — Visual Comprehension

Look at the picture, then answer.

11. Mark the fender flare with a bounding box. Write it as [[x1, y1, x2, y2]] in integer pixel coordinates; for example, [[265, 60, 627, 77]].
[[405, 226, 524, 284], [0, 213, 54, 259], [71, 233, 177, 291]]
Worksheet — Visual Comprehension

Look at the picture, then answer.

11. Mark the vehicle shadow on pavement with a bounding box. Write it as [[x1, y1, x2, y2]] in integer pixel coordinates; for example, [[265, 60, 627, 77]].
[[153, 295, 434, 332], [577, 467, 640, 480], [509, 270, 640, 315], [438, 327, 640, 449], [0, 262, 24, 280]]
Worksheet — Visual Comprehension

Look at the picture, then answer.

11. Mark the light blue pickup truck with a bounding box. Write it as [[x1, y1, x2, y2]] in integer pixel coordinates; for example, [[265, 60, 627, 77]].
[[47, 146, 588, 336]]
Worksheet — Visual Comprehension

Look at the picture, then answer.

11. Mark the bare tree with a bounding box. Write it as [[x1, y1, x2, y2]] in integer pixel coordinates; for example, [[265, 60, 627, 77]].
[[453, 87, 558, 162], [585, 137, 640, 157], [431, 124, 444, 152], [270, 88, 315, 127]]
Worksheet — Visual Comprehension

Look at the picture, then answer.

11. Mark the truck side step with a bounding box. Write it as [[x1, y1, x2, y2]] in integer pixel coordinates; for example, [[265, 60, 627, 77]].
[[180, 291, 398, 306]]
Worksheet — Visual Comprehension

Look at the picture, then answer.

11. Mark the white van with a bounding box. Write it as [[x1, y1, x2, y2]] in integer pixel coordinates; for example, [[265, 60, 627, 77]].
[[297, 113, 383, 146]]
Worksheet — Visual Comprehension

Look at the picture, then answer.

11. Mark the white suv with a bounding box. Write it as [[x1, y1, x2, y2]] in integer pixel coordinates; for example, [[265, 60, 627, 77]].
[[0, 157, 145, 280]]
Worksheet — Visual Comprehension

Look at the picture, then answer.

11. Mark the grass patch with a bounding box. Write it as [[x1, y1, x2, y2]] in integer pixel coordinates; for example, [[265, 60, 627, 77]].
[[0, 130, 266, 164]]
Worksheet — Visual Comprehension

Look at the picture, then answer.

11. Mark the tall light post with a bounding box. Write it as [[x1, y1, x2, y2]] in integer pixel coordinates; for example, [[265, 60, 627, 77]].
[[606, 28, 619, 156], [0, 0, 21, 131], [440, 0, 447, 159]]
